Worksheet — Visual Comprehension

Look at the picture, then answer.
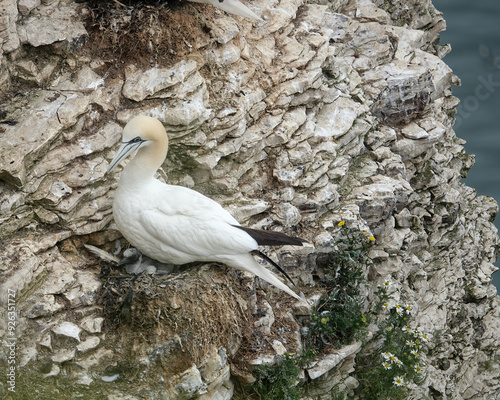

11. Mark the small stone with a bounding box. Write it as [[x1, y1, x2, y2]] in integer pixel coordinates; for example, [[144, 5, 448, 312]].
[[172, 365, 204, 399], [102, 374, 120, 382], [199, 347, 226, 383], [274, 203, 301, 226], [63, 271, 101, 307], [46, 181, 72, 205], [39, 333, 52, 350], [271, 340, 287, 356], [52, 321, 81, 342], [77, 336, 100, 353], [24, 295, 63, 318], [344, 376, 359, 390], [76, 374, 93, 385], [44, 364, 60, 378], [80, 315, 104, 333], [254, 300, 275, 335], [205, 44, 241, 66], [401, 122, 429, 139], [206, 17, 239, 44], [52, 348, 76, 363]]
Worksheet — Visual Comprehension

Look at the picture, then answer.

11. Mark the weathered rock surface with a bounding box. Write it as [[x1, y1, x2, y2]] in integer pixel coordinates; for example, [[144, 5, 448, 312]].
[[0, 0, 499, 399]]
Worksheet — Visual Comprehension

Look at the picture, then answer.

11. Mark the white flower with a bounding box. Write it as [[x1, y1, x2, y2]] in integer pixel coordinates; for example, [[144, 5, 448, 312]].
[[405, 305, 413, 314], [411, 350, 419, 357], [419, 332, 429, 343], [406, 340, 415, 347], [388, 354, 400, 364], [393, 376, 404, 387], [382, 362, 391, 370], [382, 352, 392, 360], [395, 304, 403, 316], [414, 364, 422, 374], [402, 326, 413, 334], [383, 279, 392, 288]]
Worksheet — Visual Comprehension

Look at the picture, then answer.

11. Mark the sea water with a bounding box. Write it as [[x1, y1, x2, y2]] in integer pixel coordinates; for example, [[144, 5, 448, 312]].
[[434, 0, 500, 292]]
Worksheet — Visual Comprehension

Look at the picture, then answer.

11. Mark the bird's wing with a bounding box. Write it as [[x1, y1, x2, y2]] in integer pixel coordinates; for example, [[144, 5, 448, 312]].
[[187, 0, 263, 21], [138, 185, 257, 262]]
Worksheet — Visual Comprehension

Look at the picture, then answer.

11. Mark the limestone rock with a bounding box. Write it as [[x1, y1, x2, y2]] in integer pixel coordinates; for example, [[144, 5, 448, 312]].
[[307, 342, 362, 380], [17, 5, 87, 48], [122, 60, 199, 102], [77, 336, 101, 353], [52, 322, 81, 342], [0, 0, 20, 53], [0, 0, 499, 399]]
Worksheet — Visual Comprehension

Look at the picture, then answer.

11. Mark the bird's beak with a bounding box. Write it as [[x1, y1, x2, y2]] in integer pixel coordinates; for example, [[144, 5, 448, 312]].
[[106, 141, 143, 174]]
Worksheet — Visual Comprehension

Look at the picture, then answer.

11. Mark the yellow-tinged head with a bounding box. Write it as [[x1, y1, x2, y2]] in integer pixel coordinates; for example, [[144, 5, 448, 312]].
[[107, 116, 169, 176]]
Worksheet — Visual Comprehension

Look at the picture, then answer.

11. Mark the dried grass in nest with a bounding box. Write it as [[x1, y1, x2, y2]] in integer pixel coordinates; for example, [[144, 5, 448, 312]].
[[81, 0, 208, 68], [97, 257, 305, 383], [98, 263, 252, 375], [231, 292, 302, 375]]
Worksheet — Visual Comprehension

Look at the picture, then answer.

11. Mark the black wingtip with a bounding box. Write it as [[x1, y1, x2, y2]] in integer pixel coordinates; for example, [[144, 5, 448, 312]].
[[233, 225, 308, 247]]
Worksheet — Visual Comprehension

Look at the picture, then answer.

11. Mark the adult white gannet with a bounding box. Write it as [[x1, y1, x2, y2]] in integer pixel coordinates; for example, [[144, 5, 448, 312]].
[[187, 0, 263, 21], [107, 116, 307, 301]]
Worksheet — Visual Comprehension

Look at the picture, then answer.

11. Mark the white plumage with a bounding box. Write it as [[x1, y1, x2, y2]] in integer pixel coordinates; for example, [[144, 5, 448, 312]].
[[187, 0, 263, 21], [107, 116, 306, 302]]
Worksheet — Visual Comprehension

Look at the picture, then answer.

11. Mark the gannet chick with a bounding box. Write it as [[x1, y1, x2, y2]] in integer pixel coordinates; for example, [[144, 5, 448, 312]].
[[187, 0, 263, 21], [107, 116, 307, 302]]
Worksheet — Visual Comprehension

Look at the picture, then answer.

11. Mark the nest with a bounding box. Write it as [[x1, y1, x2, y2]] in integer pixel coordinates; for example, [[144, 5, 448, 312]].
[[81, 0, 212, 68], [97, 263, 247, 373], [96, 256, 304, 382]]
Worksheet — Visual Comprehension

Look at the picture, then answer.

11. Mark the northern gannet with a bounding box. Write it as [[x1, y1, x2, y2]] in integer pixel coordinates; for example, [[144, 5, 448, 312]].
[[187, 0, 263, 21], [107, 116, 307, 301]]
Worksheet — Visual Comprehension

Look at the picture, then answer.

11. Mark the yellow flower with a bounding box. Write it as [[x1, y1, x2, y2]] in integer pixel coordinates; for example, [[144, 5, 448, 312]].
[[368, 236, 375, 241], [338, 221, 345, 227], [321, 317, 329, 324]]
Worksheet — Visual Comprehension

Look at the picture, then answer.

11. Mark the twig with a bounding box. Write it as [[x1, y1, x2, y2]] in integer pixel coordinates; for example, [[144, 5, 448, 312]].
[[111, 0, 127, 7]]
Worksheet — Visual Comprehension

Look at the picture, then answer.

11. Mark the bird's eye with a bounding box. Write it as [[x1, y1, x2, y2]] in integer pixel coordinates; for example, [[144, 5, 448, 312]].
[[130, 136, 143, 143]]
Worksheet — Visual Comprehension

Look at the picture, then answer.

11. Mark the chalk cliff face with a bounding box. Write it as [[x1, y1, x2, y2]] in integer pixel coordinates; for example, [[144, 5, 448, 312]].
[[1, 0, 499, 398]]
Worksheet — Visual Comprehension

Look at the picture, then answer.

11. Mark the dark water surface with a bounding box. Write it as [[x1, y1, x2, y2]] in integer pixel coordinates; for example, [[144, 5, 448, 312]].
[[432, 0, 500, 292]]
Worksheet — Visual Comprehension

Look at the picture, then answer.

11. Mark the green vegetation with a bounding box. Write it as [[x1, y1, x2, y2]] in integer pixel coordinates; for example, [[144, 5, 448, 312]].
[[249, 350, 316, 400], [307, 221, 374, 350], [354, 282, 427, 399], [241, 222, 429, 399]]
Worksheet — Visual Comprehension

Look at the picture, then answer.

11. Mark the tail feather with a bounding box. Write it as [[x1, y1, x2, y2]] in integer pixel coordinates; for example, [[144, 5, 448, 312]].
[[224, 254, 305, 302], [251, 250, 295, 286]]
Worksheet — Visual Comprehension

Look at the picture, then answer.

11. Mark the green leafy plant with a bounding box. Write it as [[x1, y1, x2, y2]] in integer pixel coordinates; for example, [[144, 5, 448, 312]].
[[249, 350, 316, 400], [355, 282, 427, 399], [308, 221, 374, 350]]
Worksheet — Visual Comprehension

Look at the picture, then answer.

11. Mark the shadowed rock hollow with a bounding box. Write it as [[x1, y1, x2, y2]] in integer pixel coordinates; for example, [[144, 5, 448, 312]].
[[1, 0, 499, 398]]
